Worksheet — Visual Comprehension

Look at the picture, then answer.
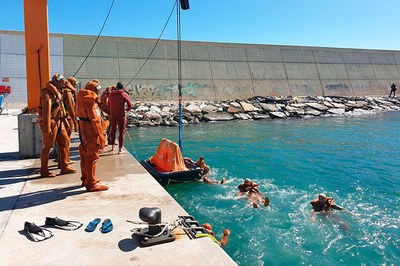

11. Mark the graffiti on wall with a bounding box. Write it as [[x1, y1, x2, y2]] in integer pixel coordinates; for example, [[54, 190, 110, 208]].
[[126, 82, 209, 100], [324, 83, 350, 91]]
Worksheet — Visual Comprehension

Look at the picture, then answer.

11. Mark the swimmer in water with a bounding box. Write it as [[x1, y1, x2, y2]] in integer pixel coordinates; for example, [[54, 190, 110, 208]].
[[238, 178, 270, 208], [310, 193, 344, 213]]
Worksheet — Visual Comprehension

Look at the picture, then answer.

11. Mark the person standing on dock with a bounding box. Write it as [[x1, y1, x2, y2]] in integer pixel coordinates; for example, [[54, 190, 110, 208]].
[[109, 81, 132, 154], [38, 74, 76, 177], [389, 83, 397, 98], [76, 81, 108, 192]]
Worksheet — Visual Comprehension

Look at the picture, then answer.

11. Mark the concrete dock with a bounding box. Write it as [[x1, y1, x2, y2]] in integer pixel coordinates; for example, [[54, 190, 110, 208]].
[[0, 111, 236, 266]]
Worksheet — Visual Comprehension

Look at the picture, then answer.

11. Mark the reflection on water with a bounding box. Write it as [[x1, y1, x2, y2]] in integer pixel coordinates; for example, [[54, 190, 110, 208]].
[[126, 112, 400, 265]]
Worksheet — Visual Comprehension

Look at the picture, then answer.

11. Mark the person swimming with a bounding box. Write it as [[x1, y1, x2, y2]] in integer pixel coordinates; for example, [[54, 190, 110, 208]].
[[310, 193, 344, 213], [184, 156, 225, 184], [203, 223, 230, 247], [238, 178, 269, 208]]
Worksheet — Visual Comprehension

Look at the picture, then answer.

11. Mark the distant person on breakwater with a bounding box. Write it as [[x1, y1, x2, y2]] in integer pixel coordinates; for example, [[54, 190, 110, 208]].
[[238, 178, 270, 208], [184, 156, 226, 184], [389, 83, 397, 98], [310, 193, 344, 213]]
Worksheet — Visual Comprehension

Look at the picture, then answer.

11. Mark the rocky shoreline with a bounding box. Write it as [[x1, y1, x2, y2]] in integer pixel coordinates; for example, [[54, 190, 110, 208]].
[[126, 96, 400, 127]]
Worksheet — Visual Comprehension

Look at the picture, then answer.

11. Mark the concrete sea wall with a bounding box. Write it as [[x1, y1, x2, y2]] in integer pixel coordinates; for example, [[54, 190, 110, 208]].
[[1, 30, 400, 106]]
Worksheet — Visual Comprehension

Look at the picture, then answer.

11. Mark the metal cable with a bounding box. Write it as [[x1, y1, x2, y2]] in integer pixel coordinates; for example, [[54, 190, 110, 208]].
[[126, 0, 178, 87], [72, 0, 116, 77]]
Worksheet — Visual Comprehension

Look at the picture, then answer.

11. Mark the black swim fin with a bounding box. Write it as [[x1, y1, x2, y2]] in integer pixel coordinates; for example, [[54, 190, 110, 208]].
[[24, 222, 54, 242], [45, 217, 83, 231]]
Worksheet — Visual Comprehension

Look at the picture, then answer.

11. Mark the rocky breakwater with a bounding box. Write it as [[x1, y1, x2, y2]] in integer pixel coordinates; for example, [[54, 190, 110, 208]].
[[126, 96, 400, 127]]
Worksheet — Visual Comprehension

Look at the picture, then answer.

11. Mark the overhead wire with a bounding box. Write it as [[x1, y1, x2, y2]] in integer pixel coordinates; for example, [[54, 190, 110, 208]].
[[126, 0, 178, 87], [72, 0, 116, 77]]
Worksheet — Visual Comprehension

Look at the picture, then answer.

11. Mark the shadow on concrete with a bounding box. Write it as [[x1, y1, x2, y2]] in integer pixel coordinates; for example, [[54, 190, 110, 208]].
[[0, 152, 21, 161], [0, 173, 46, 186], [0, 185, 85, 212], [118, 238, 140, 252], [0, 167, 37, 179]]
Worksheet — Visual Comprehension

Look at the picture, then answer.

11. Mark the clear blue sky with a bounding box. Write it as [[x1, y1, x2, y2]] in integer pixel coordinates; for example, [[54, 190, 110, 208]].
[[2, 0, 400, 50]]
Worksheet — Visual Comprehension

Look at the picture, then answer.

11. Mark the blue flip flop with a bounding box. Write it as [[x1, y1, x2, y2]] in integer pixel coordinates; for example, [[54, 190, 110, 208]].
[[85, 218, 101, 232], [100, 219, 113, 233]]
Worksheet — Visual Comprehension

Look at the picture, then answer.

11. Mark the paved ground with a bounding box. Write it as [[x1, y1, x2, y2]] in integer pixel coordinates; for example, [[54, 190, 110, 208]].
[[0, 111, 236, 266]]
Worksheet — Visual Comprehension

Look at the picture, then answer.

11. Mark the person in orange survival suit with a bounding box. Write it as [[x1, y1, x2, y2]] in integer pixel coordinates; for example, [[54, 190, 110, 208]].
[[66, 77, 79, 134], [76, 81, 109, 192], [56, 77, 78, 167], [39, 74, 77, 177], [99, 86, 111, 145]]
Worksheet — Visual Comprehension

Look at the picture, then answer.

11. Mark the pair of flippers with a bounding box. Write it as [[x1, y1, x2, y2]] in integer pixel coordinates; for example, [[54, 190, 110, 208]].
[[24, 217, 82, 242], [85, 218, 113, 233]]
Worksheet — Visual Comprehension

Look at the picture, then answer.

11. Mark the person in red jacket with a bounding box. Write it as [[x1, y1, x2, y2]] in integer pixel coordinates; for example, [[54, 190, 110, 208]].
[[76, 81, 108, 192], [108, 81, 132, 154]]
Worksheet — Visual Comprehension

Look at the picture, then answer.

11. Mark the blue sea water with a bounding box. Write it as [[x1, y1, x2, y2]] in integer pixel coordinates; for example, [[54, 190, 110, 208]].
[[125, 112, 400, 265]]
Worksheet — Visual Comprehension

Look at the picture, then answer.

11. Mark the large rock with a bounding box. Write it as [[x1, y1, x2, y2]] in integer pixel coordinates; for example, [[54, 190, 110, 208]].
[[259, 103, 278, 112], [184, 104, 202, 114], [240, 102, 257, 112], [284, 106, 304, 115], [143, 110, 162, 124], [234, 113, 251, 120], [323, 101, 335, 108], [252, 114, 270, 120], [230, 101, 242, 108], [305, 109, 321, 116], [203, 112, 235, 121], [150, 105, 161, 113], [327, 108, 346, 115], [227, 106, 243, 114], [332, 102, 347, 109], [201, 104, 218, 113], [305, 103, 329, 112], [269, 111, 287, 119]]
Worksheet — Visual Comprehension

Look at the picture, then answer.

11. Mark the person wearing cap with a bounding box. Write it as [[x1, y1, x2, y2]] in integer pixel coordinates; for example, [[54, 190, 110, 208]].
[[310, 193, 344, 212], [108, 81, 132, 154], [76, 81, 108, 192], [38, 74, 76, 177]]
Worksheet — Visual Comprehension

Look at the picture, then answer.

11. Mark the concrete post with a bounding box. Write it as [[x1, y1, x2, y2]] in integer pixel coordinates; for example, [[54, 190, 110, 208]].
[[18, 113, 42, 158]]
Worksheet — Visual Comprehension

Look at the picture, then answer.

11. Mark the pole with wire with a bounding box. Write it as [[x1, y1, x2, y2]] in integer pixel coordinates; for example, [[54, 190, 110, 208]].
[[177, 0, 190, 152]]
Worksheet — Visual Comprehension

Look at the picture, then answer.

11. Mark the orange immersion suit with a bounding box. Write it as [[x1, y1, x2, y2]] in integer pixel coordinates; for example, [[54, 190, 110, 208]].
[[100, 87, 111, 144], [76, 81, 108, 192], [39, 74, 76, 177]]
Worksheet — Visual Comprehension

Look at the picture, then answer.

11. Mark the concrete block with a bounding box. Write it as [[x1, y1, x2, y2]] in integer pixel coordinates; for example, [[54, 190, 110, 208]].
[[1, 54, 26, 77], [342, 51, 371, 64], [282, 49, 314, 63], [285, 63, 319, 79], [210, 61, 251, 79], [1, 78, 27, 104], [248, 62, 286, 79], [371, 65, 400, 79], [50, 55, 64, 76], [316, 64, 349, 79], [49, 37, 63, 56], [167, 60, 212, 80], [351, 80, 381, 96], [0, 34, 25, 55], [119, 58, 169, 79], [313, 50, 344, 64], [246, 46, 283, 62], [117, 39, 165, 59], [63, 56, 88, 77], [376, 79, 400, 95], [128, 80, 174, 101], [368, 52, 396, 64], [86, 57, 119, 79], [393, 52, 400, 64], [208, 45, 247, 61], [288, 80, 323, 96], [346, 64, 375, 79], [63, 36, 117, 57], [253, 80, 291, 96], [18, 113, 42, 158]]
